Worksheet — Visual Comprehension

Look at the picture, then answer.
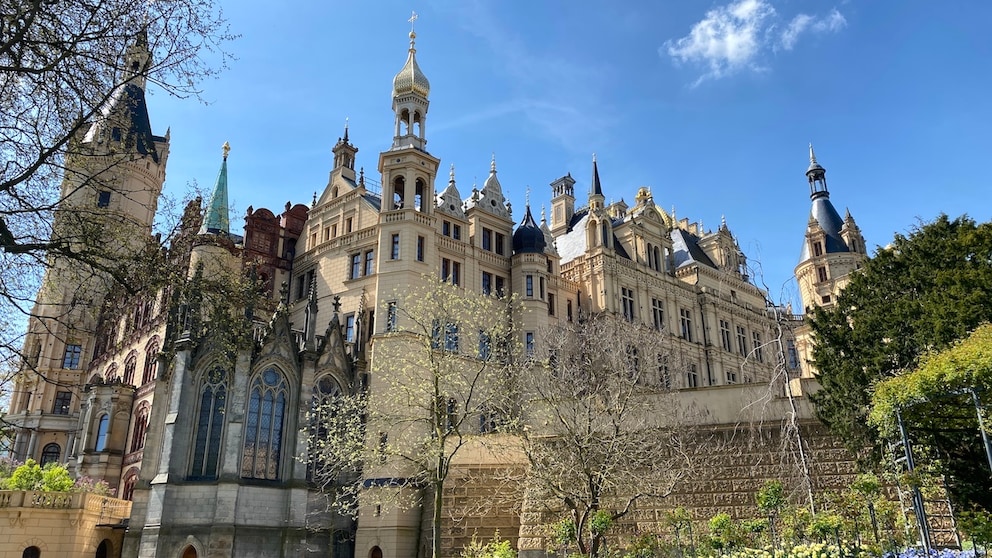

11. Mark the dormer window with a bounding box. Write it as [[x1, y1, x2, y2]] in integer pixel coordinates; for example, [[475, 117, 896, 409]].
[[813, 241, 823, 257]]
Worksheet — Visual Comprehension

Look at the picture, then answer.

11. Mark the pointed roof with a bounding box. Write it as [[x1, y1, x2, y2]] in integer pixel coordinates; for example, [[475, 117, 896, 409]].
[[465, 153, 511, 219], [590, 153, 604, 197], [807, 143, 825, 175], [512, 204, 547, 254], [436, 163, 466, 218], [200, 142, 231, 235]]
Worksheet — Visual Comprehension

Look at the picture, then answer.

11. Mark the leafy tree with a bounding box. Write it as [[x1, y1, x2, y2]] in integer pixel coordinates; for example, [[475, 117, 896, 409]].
[[756, 479, 786, 545], [808, 215, 992, 509], [521, 313, 698, 557], [1, 458, 73, 491]]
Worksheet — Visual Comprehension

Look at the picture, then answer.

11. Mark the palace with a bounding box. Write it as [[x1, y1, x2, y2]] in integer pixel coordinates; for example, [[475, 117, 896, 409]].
[[2, 25, 867, 558]]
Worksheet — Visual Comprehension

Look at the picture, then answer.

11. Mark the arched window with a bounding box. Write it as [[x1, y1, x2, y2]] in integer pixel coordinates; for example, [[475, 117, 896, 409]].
[[40, 443, 60, 465], [191, 367, 227, 479], [242, 367, 288, 480], [123, 352, 137, 385], [308, 375, 343, 481], [95, 539, 110, 558], [142, 342, 159, 384], [22, 547, 40, 558], [130, 404, 149, 453], [105, 363, 119, 383], [95, 415, 110, 451], [601, 222, 610, 247], [121, 468, 138, 501], [181, 546, 198, 558]]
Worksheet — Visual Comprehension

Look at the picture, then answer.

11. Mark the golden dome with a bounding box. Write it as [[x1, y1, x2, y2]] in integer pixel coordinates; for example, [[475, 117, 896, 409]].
[[392, 31, 430, 98]]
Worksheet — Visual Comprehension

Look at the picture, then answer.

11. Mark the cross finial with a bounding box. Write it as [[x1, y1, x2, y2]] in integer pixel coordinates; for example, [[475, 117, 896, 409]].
[[222, 141, 231, 160], [525, 186, 531, 206], [409, 11, 418, 29], [592, 152, 597, 163]]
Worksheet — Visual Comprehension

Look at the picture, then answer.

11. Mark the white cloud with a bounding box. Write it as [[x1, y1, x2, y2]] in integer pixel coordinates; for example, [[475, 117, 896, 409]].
[[781, 9, 847, 50], [665, 0, 777, 84], [664, 1, 847, 84]]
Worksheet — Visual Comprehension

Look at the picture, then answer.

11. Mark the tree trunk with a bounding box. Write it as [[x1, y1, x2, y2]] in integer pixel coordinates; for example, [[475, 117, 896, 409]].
[[433, 476, 444, 558]]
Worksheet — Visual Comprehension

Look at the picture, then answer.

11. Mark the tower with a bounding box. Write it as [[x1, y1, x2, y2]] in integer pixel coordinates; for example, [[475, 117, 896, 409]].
[[5, 31, 169, 466], [794, 144, 866, 313]]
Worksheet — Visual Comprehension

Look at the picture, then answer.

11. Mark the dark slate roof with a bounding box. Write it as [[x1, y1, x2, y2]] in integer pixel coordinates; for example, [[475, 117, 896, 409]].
[[671, 228, 716, 270], [512, 205, 547, 254], [798, 195, 849, 262], [591, 159, 603, 196], [85, 83, 160, 162], [363, 192, 382, 211]]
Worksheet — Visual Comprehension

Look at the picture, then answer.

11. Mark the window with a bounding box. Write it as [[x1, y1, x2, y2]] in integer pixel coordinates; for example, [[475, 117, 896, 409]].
[[364, 250, 375, 276], [651, 298, 665, 330], [95, 415, 110, 451], [727, 367, 737, 384], [122, 469, 138, 501], [752, 332, 763, 363], [495, 233, 505, 255], [816, 266, 828, 282], [345, 314, 356, 342], [52, 391, 72, 415], [350, 253, 361, 279], [391, 234, 400, 259], [309, 376, 343, 480], [720, 320, 732, 351], [386, 302, 397, 332], [679, 309, 693, 342], [442, 220, 451, 236], [142, 344, 158, 384], [444, 323, 459, 352], [441, 258, 449, 281], [482, 227, 493, 251], [62, 343, 82, 369], [787, 340, 799, 370], [478, 331, 491, 361], [495, 276, 505, 297], [130, 406, 149, 452], [345, 217, 353, 233], [191, 368, 227, 479], [331, 223, 338, 238], [548, 293, 556, 316], [482, 272, 493, 295], [452, 224, 461, 240], [657, 354, 671, 389], [736, 325, 748, 356], [242, 368, 288, 480], [540, 277, 546, 300], [23, 546, 41, 558], [813, 241, 823, 257], [526, 275, 534, 297], [97, 190, 111, 208], [441, 258, 460, 285], [123, 354, 137, 385], [687, 364, 699, 388], [821, 295, 831, 304], [41, 443, 60, 465], [567, 300, 573, 322], [525, 332, 535, 356], [417, 236, 425, 261], [621, 287, 635, 322]]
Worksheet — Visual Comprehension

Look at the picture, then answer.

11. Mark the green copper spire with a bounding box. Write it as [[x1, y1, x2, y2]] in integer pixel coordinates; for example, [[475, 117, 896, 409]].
[[200, 142, 231, 235]]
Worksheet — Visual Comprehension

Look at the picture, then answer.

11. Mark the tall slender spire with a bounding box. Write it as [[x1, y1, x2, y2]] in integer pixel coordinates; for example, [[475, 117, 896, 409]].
[[591, 153, 603, 197], [200, 142, 231, 235]]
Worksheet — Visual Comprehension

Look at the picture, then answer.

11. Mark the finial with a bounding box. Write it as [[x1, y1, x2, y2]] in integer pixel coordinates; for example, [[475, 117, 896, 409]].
[[332, 295, 342, 314], [343, 117, 350, 142], [222, 141, 231, 160], [408, 11, 418, 49], [525, 186, 531, 206], [592, 152, 597, 163], [809, 142, 817, 163], [721, 214, 727, 229], [449, 163, 455, 183], [312, 191, 317, 207], [541, 205, 547, 225], [490, 152, 496, 173], [359, 167, 365, 185]]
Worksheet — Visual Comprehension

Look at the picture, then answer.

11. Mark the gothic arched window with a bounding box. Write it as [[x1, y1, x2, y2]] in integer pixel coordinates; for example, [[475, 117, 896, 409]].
[[308, 375, 342, 481], [130, 404, 150, 453], [40, 443, 60, 465], [95, 415, 110, 451], [123, 352, 137, 385], [121, 468, 139, 501], [142, 341, 159, 384], [190, 367, 227, 479], [242, 367, 288, 480]]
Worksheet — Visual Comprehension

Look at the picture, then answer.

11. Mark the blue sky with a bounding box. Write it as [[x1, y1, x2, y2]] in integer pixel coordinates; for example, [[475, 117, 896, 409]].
[[147, 0, 992, 308]]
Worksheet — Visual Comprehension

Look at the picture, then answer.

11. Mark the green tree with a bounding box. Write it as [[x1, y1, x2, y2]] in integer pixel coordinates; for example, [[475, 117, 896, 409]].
[[1, 459, 74, 491], [808, 214, 992, 509]]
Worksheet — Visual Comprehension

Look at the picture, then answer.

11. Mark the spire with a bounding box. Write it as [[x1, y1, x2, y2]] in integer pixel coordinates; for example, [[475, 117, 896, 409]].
[[392, 12, 431, 98], [124, 28, 152, 89], [200, 142, 231, 235], [591, 153, 603, 197], [343, 117, 349, 143], [332, 119, 358, 170]]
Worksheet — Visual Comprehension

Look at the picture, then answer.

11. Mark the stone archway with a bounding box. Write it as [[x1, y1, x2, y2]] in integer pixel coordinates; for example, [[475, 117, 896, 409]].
[[370, 546, 383, 558]]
